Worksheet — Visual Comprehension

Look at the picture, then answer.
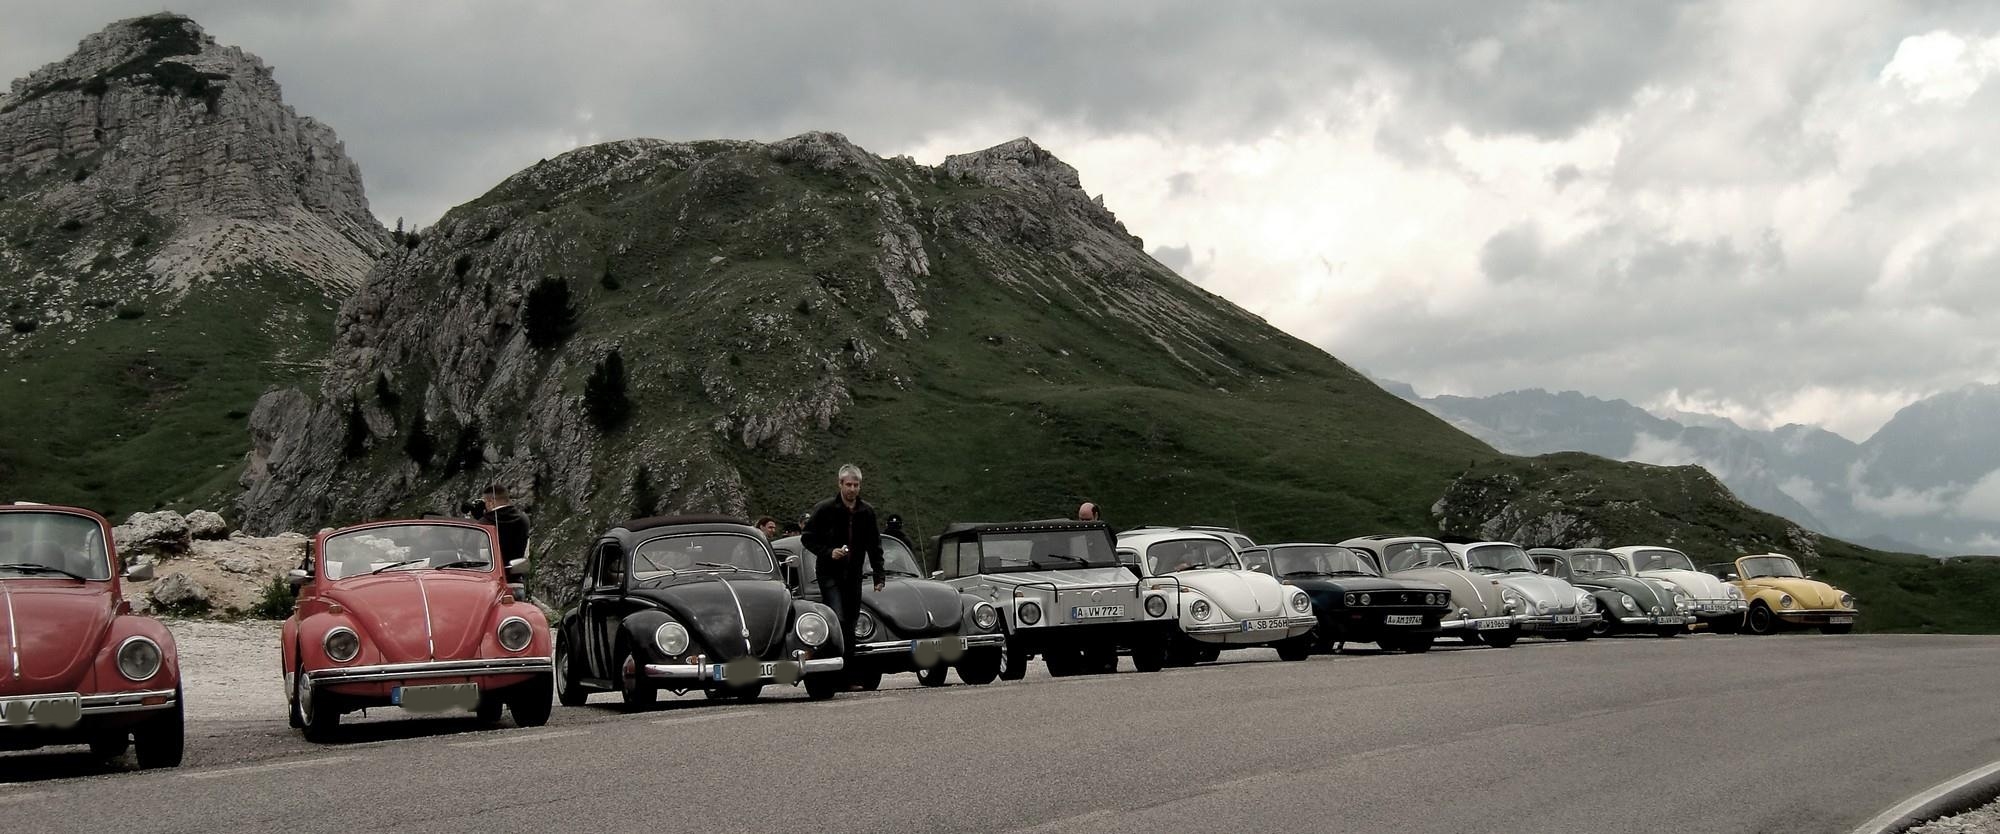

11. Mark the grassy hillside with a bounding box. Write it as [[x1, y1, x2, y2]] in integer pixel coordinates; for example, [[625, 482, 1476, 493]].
[[1435, 453, 2000, 633]]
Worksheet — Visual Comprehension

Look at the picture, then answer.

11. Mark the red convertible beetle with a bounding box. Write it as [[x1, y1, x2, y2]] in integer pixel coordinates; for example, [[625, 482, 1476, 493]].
[[0, 502, 184, 768], [282, 518, 553, 741]]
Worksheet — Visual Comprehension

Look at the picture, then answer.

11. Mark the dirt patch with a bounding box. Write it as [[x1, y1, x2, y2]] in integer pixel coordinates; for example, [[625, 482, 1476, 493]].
[[123, 533, 309, 618], [165, 618, 285, 722]]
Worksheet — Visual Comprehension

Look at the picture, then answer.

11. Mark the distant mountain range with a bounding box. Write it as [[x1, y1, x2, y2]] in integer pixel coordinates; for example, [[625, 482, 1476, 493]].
[[1392, 383, 2000, 557]]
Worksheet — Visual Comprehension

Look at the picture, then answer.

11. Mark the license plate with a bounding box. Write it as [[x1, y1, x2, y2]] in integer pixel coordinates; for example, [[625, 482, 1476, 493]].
[[1384, 615, 1423, 626], [710, 662, 778, 681], [0, 694, 82, 728], [1240, 618, 1288, 632], [1658, 616, 1685, 625], [1072, 605, 1124, 620], [1475, 619, 1509, 630], [1830, 616, 1854, 624], [1553, 614, 1580, 625], [395, 683, 479, 714]]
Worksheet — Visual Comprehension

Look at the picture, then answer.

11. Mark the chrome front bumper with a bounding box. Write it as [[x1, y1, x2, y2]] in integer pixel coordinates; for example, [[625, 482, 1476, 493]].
[[643, 657, 844, 682], [1513, 612, 1603, 631], [1183, 613, 1320, 635], [1686, 600, 1748, 616], [853, 634, 1005, 657], [0, 688, 178, 728], [1438, 615, 1514, 632], [308, 656, 554, 685], [1775, 608, 1859, 622]]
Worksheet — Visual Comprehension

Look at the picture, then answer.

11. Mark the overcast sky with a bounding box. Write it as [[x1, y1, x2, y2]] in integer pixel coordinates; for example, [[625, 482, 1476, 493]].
[[7, 1, 1998, 441]]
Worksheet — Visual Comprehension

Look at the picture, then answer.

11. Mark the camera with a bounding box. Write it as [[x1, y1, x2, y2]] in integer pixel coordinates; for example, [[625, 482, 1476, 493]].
[[460, 498, 488, 519]]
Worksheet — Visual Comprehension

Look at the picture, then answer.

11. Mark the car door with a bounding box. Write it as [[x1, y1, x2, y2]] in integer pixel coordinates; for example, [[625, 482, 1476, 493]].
[[581, 539, 627, 679]]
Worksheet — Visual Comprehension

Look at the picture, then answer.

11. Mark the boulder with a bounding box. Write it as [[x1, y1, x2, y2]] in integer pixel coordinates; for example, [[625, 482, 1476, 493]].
[[215, 554, 261, 575], [187, 510, 229, 540], [113, 511, 191, 557], [149, 572, 210, 613]]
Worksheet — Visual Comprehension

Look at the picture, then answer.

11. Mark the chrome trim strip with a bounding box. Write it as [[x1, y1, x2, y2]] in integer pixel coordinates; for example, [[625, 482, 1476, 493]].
[[413, 573, 436, 660], [852, 634, 1007, 656], [642, 657, 844, 681], [3, 581, 17, 681], [80, 689, 177, 715], [717, 577, 753, 655], [306, 656, 552, 685]]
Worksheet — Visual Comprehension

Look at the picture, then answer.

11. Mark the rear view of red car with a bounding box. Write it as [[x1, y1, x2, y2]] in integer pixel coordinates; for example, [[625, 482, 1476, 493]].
[[0, 503, 184, 768], [282, 519, 553, 741]]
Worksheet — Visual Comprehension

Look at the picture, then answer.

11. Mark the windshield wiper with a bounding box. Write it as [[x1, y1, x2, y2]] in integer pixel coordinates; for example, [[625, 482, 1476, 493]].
[[1032, 553, 1089, 567], [1282, 570, 1335, 577], [1330, 570, 1376, 576], [433, 560, 490, 571], [695, 561, 746, 572], [0, 562, 90, 581], [369, 558, 427, 575]]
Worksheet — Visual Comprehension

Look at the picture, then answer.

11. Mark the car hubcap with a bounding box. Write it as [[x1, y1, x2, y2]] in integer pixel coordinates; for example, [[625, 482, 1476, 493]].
[[556, 652, 570, 695]]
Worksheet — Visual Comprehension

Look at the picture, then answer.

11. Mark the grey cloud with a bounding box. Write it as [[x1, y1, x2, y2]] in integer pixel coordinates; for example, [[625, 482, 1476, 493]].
[[1478, 223, 1541, 283], [1151, 244, 1195, 275], [1166, 172, 1199, 199]]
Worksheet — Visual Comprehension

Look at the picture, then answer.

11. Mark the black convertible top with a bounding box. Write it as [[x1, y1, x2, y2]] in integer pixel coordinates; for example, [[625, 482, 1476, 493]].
[[618, 514, 752, 533]]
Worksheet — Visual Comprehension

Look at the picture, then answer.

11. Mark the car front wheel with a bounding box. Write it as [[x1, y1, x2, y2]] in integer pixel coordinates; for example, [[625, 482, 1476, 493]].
[[916, 665, 950, 687], [803, 673, 841, 700], [554, 641, 588, 707], [133, 686, 184, 769], [510, 675, 554, 726], [619, 649, 657, 708], [957, 648, 1002, 684], [1274, 635, 1313, 661], [1745, 603, 1779, 635], [1481, 629, 1519, 649], [998, 642, 1029, 681], [296, 668, 340, 742]]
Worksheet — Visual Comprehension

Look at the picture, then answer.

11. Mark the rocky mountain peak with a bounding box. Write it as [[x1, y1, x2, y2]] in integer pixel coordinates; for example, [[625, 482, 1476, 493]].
[[0, 12, 387, 294]]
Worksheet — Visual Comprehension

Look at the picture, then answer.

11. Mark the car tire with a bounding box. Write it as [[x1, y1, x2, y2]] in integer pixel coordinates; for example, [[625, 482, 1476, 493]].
[[848, 668, 884, 691], [803, 673, 840, 701], [957, 648, 1002, 684], [998, 643, 1029, 681], [476, 694, 506, 724], [1197, 647, 1221, 664], [1129, 639, 1167, 673], [1481, 630, 1519, 649], [1656, 626, 1684, 638], [916, 665, 950, 687], [1820, 624, 1854, 635], [89, 733, 129, 760], [619, 648, 657, 708], [1709, 617, 1742, 635], [1590, 614, 1616, 638], [1745, 603, 1778, 636], [554, 640, 588, 707], [1083, 645, 1118, 674], [1564, 629, 1592, 642], [1274, 635, 1312, 661], [509, 675, 554, 727], [1044, 648, 1084, 677], [705, 683, 764, 701], [1164, 636, 1200, 668], [296, 668, 340, 742], [133, 686, 184, 769], [1394, 634, 1435, 654]]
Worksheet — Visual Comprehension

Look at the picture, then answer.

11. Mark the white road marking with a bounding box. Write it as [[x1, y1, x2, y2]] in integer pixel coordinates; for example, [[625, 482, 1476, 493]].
[[449, 729, 590, 748], [651, 710, 763, 727], [813, 695, 904, 708], [0, 792, 49, 806], [186, 755, 354, 780]]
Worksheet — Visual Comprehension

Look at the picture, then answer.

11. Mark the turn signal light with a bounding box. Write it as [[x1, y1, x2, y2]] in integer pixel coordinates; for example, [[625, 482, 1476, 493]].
[[141, 695, 167, 706], [327, 603, 344, 615]]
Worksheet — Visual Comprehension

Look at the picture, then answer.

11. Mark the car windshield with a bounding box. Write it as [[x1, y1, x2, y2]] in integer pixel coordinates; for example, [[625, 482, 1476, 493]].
[[1145, 538, 1239, 575], [324, 524, 493, 580], [632, 533, 776, 579], [0, 511, 111, 580], [881, 538, 923, 577], [1740, 555, 1804, 579], [1632, 548, 1698, 572], [975, 528, 1119, 572], [1464, 545, 1536, 573], [1382, 541, 1457, 572], [1566, 552, 1630, 576], [1271, 546, 1379, 577]]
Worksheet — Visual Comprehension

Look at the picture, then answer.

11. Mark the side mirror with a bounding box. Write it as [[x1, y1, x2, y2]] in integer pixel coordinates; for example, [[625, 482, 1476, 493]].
[[781, 554, 800, 568], [1725, 573, 1740, 582], [1250, 565, 1269, 573], [508, 582, 528, 601], [288, 568, 310, 588], [506, 558, 529, 579], [930, 570, 944, 579], [125, 563, 154, 581]]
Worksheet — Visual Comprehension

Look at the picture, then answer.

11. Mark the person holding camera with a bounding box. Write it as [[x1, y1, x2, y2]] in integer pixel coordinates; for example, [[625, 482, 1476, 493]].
[[800, 464, 885, 658], [465, 483, 530, 570]]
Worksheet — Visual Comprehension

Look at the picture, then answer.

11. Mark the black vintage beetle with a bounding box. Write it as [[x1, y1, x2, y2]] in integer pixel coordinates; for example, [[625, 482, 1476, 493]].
[[771, 535, 1006, 689], [1239, 543, 1452, 653], [553, 516, 846, 705]]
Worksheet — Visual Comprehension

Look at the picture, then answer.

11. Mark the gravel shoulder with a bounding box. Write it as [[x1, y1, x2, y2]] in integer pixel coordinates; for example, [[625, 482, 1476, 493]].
[[165, 618, 286, 722], [1910, 797, 2000, 834]]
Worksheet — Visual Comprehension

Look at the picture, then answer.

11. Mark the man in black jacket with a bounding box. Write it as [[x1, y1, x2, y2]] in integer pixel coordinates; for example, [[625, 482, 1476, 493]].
[[476, 484, 531, 569], [801, 464, 885, 656]]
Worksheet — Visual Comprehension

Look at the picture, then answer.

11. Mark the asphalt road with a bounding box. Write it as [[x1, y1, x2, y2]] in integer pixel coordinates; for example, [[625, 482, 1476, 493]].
[[4, 633, 1999, 834]]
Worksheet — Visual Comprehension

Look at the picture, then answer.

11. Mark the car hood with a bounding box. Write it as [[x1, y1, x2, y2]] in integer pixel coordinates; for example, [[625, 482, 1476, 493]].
[[982, 567, 1136, 589], [324, 571, 503, 662], [1282, 575, 1443, 596], [1570, 574, 1671, 610], [634, 576, 792, 660], [1173, 569, 1288, 619], [862, 578, 963, 637], [1482, 572, 1579, 607], [1388, 567, 1507, 617], [1640, 569, 1731, 600], [0, 580, 113, 696], [1743, 577, 1848, 608]]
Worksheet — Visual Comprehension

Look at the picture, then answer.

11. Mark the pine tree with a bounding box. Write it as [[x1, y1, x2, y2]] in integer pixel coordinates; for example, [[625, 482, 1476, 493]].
[[341, 398, 369, 458], [584, 349, 631, 431], [631, 466, 659, 518], [404, 410, 434, 467]]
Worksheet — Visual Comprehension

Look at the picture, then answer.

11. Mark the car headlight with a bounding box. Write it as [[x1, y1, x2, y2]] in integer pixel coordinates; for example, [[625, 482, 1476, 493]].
[[1291, 592, 1311, 613], [1728, 586, 1744, 600], [1673, 593, 1691, 612], [972, 602, 999, 630], [324, 627, 360, 663], [1429, 593, 1444, 606], [497, 617, 533, 652], [1651, 605, 1664, 615], [796, 612, 831, 646], [1779, 594, 1794, 609], [1018, 601, 1042, 626], [1501, 590, 1522, 611], [1344, 593, 1357, 606], [1190, 599, 1212, 621], [654, 621, 690, 656], [1359, 593, 1372, 606], [117, 636, 163, 681], [1619, 594, 1637, 612], [853, 609, 877, 641], [1145, 594, 1168, 618], [1576, 595, 1596, 614], [1840, 593, 1855, 609]]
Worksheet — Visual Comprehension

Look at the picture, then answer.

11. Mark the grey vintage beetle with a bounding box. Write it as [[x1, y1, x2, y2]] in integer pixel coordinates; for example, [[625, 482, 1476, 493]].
[[771, 534, 1005, 689]]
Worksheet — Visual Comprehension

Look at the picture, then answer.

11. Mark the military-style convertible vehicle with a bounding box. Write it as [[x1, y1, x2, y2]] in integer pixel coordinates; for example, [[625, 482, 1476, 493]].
[[771, 534, 1004, 688]]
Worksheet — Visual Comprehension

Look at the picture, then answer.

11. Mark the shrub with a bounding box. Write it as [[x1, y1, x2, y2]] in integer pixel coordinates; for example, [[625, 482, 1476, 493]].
[[341, 398, 369, 458], [404, 410, 435, 467], [132, 232, 151, 248], [57, 218, 84, 233], [444, 419, 484, 475], [523, 277, 578, 349], [584, 349, 632, 431], [72, 166, 91, 182], [251, 575, 296, 619], [631, 465, 659, 518], [600, 269, 620, 291], [115, 306, 146, 319], [374, 372, 400, 410], [9, 319, 35, 333], [454, 253, 473, 278]]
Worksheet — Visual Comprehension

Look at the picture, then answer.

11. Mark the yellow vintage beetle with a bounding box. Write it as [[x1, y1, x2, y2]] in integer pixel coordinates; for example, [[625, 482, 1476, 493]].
[[1701, 554, 1857, 636]]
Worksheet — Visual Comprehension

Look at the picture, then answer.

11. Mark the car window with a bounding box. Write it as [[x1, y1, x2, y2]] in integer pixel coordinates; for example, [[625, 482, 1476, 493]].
[[0, 511, 111, 580], [1739, 555, 1803, 579], [323, 524, 492, 580], [975, 529, 1117, 572], [1632, 548, 1697, 572], [1239, 548, 1270, 574], [880, 539, 923, 577], [1567, 552, 1627, 576], [591, 541, 624, 591], [1383, 542, 1455, 572], [1534, 557, 1572, 580], [632, 533, 775, 579], [1145, 538, 1239, 575], [1270, 546, 1380, 577], [1464, 545, 1535, 573]]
